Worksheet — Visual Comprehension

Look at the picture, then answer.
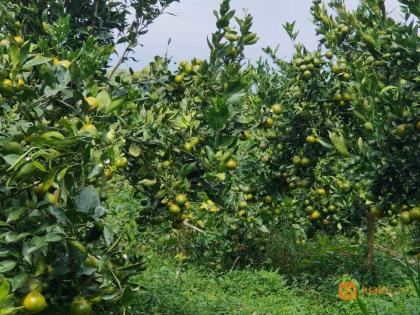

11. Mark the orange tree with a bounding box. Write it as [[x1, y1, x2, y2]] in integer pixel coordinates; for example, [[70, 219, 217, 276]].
[[115, 0, 419, 271], [0, 0, 176, 313], [257, 0, 419, 271], [114, 0, 288, 268]]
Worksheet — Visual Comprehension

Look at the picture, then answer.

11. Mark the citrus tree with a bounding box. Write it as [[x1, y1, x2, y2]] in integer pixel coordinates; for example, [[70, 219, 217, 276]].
[[0, 0, 176, 313], [113, 0, 293, 268], [256, 0, 419, 271], [113, 0, 419, 272]]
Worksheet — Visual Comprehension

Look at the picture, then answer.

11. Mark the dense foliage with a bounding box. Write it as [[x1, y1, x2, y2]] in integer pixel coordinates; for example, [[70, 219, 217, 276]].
[[119, 0, 419, 268], [0, 0, 176, 313], [0, 0, 418, 313]]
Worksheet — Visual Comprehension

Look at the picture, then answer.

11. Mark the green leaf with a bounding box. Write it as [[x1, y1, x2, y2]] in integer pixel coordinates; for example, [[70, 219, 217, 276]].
[[76, 185, 100, 215], [105, 98, 125, 113], [357, 137, 364, 152], [0, 221, 12, 228], [226, 91, 246, 104], [103, 224, 114, 246], [56, 167, 68, 182], [22, 55, 52, 69], [379, 85, 397, 95], [11, 273, 29, 292], [23, 237, 47, 262], [97, 90, 112, 111], [1, 154, 20, 166], [329, 131, 350, 157], [32, 160, 47, 172], [31, 149, 61, 161], [6, 147, 37, 172], [35, 258, 46, 277], [44, 85, 63, 97], [0, 307, 20, 315], [283, 21, 299, 40], [4, 231, 30, 244], [257, 224, 270, 233], [0, 250, 10, 258], [10, 44, 20, 67], [139, 179, 157, 187], [15, 162, 37, 179], [0, 278, 11, 300], [41, 131, 65, 140], [7, 208, 25, 223], [317, 138, 333, 149], [128, 143, 141, 157], [47, 206, 68, 225], [0, 260, 17, 273], [219, 135, 236, 147], [88, 164, 104, 180], [120, 286, 135, 305], [93, 206, 107, 220], [44, 233, 62, 243]]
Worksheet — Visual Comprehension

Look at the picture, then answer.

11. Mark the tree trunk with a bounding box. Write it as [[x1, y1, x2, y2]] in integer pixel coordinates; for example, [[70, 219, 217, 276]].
[[365, 212, 376, 273]]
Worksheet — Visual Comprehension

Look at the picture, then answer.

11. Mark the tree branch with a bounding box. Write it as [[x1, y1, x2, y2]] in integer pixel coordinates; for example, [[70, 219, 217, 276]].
[[91, 0, 99, 28], [183, 221, 206, 234]]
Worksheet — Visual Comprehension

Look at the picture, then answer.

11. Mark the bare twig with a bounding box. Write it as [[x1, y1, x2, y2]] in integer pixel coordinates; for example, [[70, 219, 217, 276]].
[[110, 268, 123, 291], [183, 221, 206, 234], [108, 22, 148, 79], [92, 0, 99, 28], [109, 39, 134, 79], [375, 244, 416, 266], [230, 256, 240, 272], [108, 4, 172, 79], [103, 233, 124, 255]]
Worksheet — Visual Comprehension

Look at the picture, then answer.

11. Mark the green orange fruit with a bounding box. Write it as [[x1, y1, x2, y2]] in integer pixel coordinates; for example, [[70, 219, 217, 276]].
[[115, 157, 128, 168], [331, 64, 340, 74], [303, 70, 312, 78], [396, 124, 407, 137], [263, 195, 273, 204], [70, 297, 92, 315], [328, 204, 337, 213], [305, 135, 317, 144], [184, 142, 193, 152], [316, 188, 327, 197], [310, 211, 321, 221], [400, 211, 411, 225], [226, 159, 238, 170], [263, 117, 274, 128], [370, 206, 382, 217], [175, 194, 188, 206], [300, 157, 310, 167], [325, 51, 334, 59], [23, 291, 47, 313], [409, 207, 420, 221], [1, 141, 23, 155], [169, 204, 182, 215], [174, 74, 184, 84], [238, 200, 248, 209], [271, 103, 283, 114]]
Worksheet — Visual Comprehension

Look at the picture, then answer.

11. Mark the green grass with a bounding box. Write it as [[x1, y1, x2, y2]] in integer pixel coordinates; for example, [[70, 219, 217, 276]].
[[122, 251, 419, 315], [106, 189, 420, 315], [128, 253, 337, 315]]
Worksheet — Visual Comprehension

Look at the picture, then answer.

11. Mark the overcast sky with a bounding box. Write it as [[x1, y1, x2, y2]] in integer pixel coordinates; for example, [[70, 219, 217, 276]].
[[119, 0, 403, 69]]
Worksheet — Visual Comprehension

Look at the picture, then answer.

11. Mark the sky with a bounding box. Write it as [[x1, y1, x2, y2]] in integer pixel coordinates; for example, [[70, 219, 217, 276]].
[[118, 0, 403, 69]]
